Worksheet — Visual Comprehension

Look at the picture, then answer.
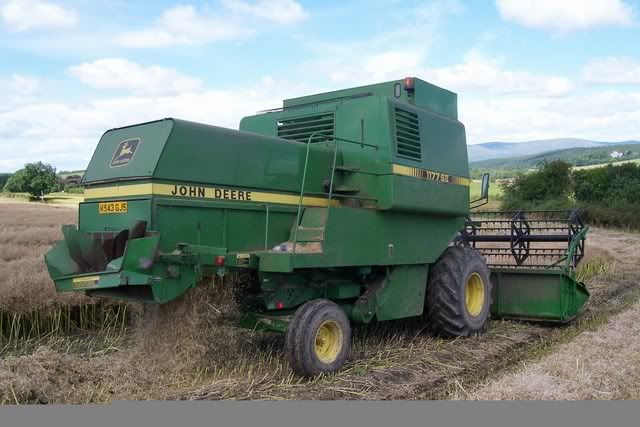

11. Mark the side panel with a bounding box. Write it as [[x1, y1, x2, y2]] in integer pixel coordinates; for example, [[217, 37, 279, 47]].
[[379, 174, 469, 215], [153, 198, 297, 254], [376, 264, 429, 321], [379, 99, 470, 215], [79, 199, 152, 232], [490, 269, 590, 321], [320, 207, 378, 266], [290, 208, 463, 268], [376, 211, 464, 265]]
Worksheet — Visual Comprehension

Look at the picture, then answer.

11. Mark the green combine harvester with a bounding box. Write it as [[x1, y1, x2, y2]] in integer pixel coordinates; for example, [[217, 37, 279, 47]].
[[45, 78, 589, 376]]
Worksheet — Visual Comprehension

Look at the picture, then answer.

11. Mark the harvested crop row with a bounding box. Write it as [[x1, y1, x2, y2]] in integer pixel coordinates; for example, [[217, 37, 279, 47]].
[[458, 295, 640, 400], [0, 201, 638, 402], [0, 203, 115, 342]]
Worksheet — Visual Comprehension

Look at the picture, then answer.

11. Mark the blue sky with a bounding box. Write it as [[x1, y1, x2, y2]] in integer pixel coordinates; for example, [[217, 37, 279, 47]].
[[1, 0, 639, 171]]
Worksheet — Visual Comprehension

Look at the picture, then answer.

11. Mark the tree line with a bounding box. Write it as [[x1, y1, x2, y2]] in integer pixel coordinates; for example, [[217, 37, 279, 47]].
[[2, 162, 83, 198], [501, 160, 640, 229]]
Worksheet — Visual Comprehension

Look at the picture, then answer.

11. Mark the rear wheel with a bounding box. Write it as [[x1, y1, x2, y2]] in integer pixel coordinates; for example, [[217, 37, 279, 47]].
[[285, 299, 352, 377], [425, 246, 492, 337]]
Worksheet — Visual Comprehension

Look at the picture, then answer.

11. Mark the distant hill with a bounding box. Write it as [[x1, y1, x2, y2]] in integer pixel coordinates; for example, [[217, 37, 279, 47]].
[[468, 138, 640, 162], [469, 143, 640, 178]]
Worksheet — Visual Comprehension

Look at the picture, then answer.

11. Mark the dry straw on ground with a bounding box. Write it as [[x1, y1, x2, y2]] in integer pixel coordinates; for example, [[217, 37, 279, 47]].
[[1, 201, 640, 402], [0, 202, 88, 313], [458, 298, 640, 400]]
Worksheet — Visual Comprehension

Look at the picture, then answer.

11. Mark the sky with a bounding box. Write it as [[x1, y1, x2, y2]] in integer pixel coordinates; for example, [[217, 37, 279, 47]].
[[1, 0, 639, 172]]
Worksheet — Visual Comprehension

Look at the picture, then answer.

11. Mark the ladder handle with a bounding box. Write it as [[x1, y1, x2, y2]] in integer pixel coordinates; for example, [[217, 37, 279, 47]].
[[293, 132, 322, 255], [263, 203, 270, 250], [327, 140, 340, 210], [292, 133, 374, 256]]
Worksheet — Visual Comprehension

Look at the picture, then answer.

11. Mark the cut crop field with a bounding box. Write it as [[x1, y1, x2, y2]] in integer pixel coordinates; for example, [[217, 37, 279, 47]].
[[0, 201, 639, 403], [0, 192, 83, 205], [573, 158, 640, 170]]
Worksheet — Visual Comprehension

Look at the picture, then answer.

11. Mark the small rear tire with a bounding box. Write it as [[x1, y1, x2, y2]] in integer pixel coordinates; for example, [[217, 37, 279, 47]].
[[285, 299, 352, 377], [425, 246, 492, 337]]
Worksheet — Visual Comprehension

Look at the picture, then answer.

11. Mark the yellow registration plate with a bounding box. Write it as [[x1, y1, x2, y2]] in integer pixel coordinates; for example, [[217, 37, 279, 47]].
[[99, 201, 128, 214]]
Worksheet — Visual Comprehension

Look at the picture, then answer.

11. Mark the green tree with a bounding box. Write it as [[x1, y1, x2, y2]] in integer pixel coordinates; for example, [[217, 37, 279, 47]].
[[502, 160, 573, 209], [3, 162, 58, 198], [0, 173, 11, 189], [574, 163, 640, 206]]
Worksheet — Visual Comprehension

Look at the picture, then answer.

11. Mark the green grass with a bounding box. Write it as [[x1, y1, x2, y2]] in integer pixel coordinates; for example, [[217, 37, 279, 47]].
[[45, 192, 83, 205], [469, 180, 504, 200], [469, 180, 504, 211]]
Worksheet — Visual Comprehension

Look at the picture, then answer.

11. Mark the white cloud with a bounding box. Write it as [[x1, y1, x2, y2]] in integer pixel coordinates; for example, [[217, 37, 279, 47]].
[[305, 0, 464, 86], [328, 50, 424, 84], [0, 0, 77, 32], [461, 91, 640, 144], [321, 48, 573, 98], [117, 1, 307, 48], [117, 5, 252, 48], [67, 58, 203, 95], [424, 50, 574, 97], [583, 57, 640, 85], [223, 0, 308, 24], [496, 0, 635, 33], [0, 77, 306, 171], [0, 74, 38, 95], [1, 72, 639, 172], [0, 74, 39, 112]]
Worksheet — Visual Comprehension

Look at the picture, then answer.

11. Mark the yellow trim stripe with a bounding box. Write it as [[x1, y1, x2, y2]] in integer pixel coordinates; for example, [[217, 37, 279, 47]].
[[72, 275, 100, 283], [392, 164, 471, 187], [85, 183, 340, 207], [86, 183, 153, 198]]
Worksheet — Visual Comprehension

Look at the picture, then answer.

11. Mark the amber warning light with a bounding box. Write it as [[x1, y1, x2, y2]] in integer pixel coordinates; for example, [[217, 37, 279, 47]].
[[403, 77, 415, 91]]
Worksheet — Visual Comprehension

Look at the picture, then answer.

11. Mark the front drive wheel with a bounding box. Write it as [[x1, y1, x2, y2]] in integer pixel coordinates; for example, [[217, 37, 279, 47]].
[[425, 246, 492, 337], [285, 299, 352, 377]]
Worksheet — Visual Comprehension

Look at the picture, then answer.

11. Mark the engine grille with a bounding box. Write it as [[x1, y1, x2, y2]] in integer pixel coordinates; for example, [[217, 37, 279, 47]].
[[277, 113, 335, 143], [394, 107, 422, 161]]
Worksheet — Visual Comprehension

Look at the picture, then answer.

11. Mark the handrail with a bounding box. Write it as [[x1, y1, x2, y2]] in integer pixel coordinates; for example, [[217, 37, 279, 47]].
[[292, 133, 376, 256], [327, 140, 340, 211], [325, 136, 378, 150], [301, 190, 377, 201], [263, 203, 270, 250], [292, 132, 322, 255]]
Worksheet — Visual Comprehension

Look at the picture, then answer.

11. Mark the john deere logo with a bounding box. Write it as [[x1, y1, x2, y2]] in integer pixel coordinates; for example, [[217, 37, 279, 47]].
[[110, 138, 140, 167]]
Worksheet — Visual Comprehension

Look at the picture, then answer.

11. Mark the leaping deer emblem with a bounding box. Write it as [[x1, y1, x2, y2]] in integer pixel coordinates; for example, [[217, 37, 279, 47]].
[[116, 142, 133, 159]]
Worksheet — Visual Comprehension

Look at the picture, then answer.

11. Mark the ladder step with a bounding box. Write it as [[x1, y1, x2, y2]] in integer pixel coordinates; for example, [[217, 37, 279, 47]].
[[295, 226, 325, 242], [334, 166, 360, 172], [333, 185, 359, 193]]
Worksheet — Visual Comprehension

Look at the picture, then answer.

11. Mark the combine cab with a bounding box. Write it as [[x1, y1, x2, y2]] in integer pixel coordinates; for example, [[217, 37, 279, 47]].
[[45, 78, 590, 376]]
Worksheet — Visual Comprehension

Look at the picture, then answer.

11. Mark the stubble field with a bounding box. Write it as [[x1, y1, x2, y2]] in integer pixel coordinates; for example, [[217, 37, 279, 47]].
[[0, 200, 639, 403]]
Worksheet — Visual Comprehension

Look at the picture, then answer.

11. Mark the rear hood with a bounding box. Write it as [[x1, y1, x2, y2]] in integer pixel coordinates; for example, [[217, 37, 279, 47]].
[[82, 118, 334, 195]]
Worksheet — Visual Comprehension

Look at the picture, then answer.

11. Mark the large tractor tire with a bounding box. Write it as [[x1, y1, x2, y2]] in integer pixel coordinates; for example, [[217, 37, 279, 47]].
[[285, 299, 352, 377], [425, 246, 492, 337]]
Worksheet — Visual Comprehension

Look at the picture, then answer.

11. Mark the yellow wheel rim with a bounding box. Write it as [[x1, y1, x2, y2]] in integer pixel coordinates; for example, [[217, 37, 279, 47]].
[[465, 272, 485, 317], [314, 320, 343, 364]]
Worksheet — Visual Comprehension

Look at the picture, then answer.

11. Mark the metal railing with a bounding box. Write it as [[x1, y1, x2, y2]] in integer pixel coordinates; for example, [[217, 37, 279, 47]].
[[291, 132, 377, 255]]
